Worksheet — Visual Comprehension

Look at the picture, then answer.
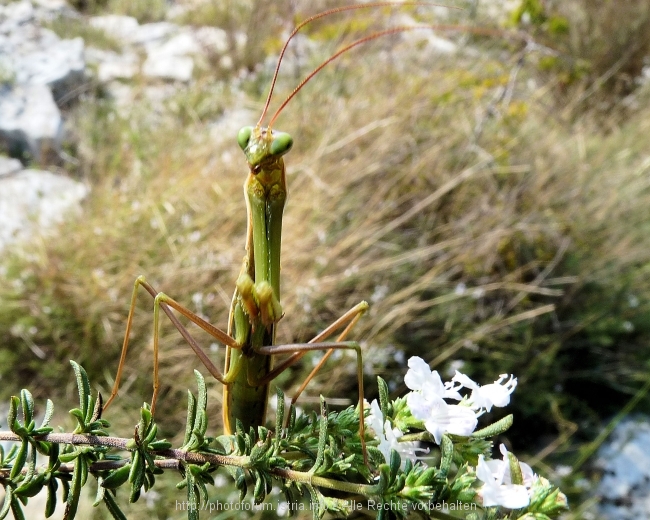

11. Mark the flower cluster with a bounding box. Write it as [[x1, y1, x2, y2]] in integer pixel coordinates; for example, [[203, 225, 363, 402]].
[[366, 356, 544, 510], [405, 356, 517, 442]]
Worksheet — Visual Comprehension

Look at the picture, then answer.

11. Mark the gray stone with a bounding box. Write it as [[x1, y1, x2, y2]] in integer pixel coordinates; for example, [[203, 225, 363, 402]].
[[86, 48, 138, 82], [142, 53, 194, 82], [0, 156, 22, 177], [0, 84, 62, 161], [131, 21, 177, 47], [596, 417, 650, 519], [0, 169, 88, 252], [15, 36, 85, 101], [0, 1, 35, 27], [89, 14, 139, 42], [0, 1, 90, 159]]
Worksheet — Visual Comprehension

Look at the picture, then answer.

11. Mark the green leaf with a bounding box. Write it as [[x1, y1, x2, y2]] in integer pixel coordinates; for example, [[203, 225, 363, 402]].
[[59, 449, 81, 464], [102, 464, 132, 489], [93, 476, 106, 506], [148, 440, 172, 451], [253, 470, 265, 504], [471, 414, 514, 438], [9, 496, 25, 520], [186, 468, 199, 520], [250, 435, 273, 465], [183, 390, 197, 448], [439, 434, 453, 479], [144, 423, 158, 445], [507, 451, 524, 486], [0, 487, 13, 520], [194, 370, 207, 417], [377, 376, 391, 417], [9, 440, 28, 479], [19, 390, 34, 427], [275, 388, 285, 447], [15, 473, 46, 498], [310, 398, 329, 475], [64, 455, 84, 520], [47, 443, 60, 470], [45, 479, 58, 518], [90, 393, 103, 423], [41, 399, 55, 429], [69, 408, 86, 431], [79, 454, 89, 487], [129, 451, 144, 502], [103, 490, 128, 520], [7, 396, 18, 433], [70, 361, 90, 421], [389, 449, 401, 483]]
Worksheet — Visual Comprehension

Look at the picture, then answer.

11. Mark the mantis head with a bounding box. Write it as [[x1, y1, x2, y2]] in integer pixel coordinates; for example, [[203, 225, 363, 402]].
[[237, 126, 293, 173]]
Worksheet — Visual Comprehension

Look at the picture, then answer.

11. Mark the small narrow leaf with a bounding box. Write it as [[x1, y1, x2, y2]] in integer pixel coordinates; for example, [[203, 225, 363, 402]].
[[183, 391, 197, 448], [93, 477, 106, 506], [9, 497, 25, 520], [275, 388, 285, 445], [64, 455, 84, 520], [103, 491, 127, 520], [70, 361, 90, 421], [507, 451, 524, 486], [7, 396, 18, 433], [377, 376, 391, 418], [9, 440, 28, 479], [41, 399, 55, 428], [389, 449, 401, 483], [186, 470, 199, 520], [194, 370, 207, 415], [45, 479, 58, 518], [90, 393, 103, 423], [19, 390, 34, 426], [0, 487, 12, 520], [471, 414, 514, 439], [439, 434, 453, 479], [310, 399, 329, 475]]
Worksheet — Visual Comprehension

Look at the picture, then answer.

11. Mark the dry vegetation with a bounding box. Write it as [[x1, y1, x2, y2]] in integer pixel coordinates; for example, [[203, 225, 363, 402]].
[[2, 0, 650, 517]]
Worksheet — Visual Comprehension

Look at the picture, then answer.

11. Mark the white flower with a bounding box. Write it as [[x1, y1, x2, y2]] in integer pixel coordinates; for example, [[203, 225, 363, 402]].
[[451, 371, 517, 412], [476, 446, 531, 509], [484, 444, 537, 488], [404, 356, 462, 401], [406, 392, 477, 444], [365, 400, 422, 466]]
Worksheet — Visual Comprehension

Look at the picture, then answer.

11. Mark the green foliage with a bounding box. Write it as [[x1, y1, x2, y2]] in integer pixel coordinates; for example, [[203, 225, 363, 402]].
[[512, 0, 650, 111], [0, 363, 568, 520]]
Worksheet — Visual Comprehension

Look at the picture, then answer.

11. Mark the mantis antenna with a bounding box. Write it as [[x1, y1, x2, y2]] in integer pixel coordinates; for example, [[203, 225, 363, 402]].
[[256, 1, 462, 127]]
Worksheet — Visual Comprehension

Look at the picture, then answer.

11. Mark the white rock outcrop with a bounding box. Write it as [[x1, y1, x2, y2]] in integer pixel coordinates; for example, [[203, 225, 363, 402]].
[[0, 1, 85, 160]]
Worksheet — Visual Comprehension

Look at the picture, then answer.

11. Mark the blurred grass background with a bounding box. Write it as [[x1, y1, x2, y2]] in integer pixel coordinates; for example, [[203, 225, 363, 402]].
[[2, 0, 650, 517]]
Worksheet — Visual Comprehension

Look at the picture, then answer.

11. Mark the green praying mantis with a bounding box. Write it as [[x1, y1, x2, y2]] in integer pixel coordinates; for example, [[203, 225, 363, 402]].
[[102, 2, 480, 461]]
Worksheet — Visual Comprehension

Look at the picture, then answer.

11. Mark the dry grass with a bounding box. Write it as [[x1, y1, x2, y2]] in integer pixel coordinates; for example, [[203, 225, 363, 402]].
[[2, 1, 650, 517]]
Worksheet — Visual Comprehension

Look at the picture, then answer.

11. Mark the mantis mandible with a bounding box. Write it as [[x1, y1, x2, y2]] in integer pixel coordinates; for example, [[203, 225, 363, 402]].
[[103, 2, 462, 462]]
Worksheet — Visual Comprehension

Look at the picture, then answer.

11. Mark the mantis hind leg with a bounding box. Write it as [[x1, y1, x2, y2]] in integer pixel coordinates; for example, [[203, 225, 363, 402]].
[[104, 275, 239, 415], [254, 301, 369, 462]]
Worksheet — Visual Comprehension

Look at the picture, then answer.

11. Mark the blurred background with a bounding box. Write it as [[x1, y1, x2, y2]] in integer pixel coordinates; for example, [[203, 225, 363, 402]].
[[1, 0, 650, 518]]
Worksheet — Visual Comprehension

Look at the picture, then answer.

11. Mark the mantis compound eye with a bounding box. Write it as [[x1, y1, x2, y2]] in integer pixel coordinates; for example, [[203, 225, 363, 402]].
[[237, 126, 254, 151], [270, 132, 293, 157]]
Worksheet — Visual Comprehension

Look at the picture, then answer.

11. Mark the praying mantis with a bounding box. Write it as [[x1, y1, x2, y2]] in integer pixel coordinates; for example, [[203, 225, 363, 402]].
[[102, 2, 467, 458]]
